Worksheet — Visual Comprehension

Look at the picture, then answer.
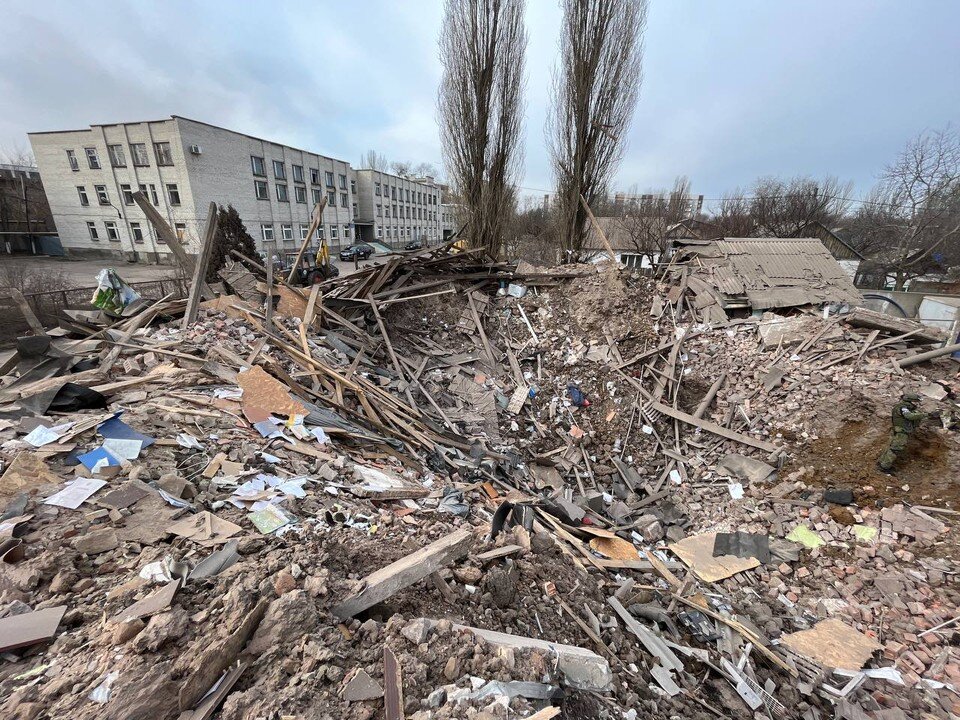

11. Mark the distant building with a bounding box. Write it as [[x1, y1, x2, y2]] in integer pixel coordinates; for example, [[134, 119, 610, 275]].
[[440, 203, 460, 241], [0, 163, 57, 254], [28, 116, 442, 262], [353, 169, 443, 246]]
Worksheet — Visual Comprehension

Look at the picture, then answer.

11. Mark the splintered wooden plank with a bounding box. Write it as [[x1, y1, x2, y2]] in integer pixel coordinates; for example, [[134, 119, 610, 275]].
[[383, 646, 404, 720], [332, 529, 474, 618], [648, 401, 778, 453]]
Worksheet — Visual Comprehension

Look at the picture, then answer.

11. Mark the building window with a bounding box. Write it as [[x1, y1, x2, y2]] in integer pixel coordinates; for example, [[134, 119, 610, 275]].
[[154, 142, 173, 166], [273, 160, 285, 179], [66, 149, 79, 171], [174, 223, 187, 243], [95, 184, 109, 205], [327, 190, 336, 206], [84, 147, 101, 169], [166, 183, 180, 205], [295, 185, 307, 203], [77, 186, 89, 206], [251, 155, 266, 176], [352, 203, 358, 215], [392, 204, 397, 218], [377, 226, 382, 238], [131, 222, 144, 244], [376, 204, 382, 216], [391, 186, 397, 200], [316, 226, 324, 240], [292, 165, 304, 183], [120, 184, 134, 205], [149, 184, 159, 205], [325, 171, 334, 187], [312, 188, 321, 204], [261, 224, 274, 241], [108, 144, 126, 167], [338, 174, 347, 190], [86, 221, 98, 240], [281, 224, 293, 241], [375, 182, 381, 196], [105, 221, 119, 241], [276, 183, 289, 202], [310, 168, 320, 185], [131, 143, 149, 166], [350, 179, 357, 194], [254, 180, 269, 200], [340, 192, 347, 207], [406, 189, 410, 202], [299, 224, 309, 240], [330, 225, 338, 239]]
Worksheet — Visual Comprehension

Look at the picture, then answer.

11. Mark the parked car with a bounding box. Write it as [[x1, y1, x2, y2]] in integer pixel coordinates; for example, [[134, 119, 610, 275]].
[[339, 244, 374, 261], [404, 241, 423, 251]]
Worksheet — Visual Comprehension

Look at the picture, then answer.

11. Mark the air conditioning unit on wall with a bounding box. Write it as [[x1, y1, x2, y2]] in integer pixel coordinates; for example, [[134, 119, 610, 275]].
[[189, 144, 202, 155]]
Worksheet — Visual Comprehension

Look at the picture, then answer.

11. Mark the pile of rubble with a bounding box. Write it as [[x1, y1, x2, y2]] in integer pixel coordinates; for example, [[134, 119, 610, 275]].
[[0, 242, 957, 720]]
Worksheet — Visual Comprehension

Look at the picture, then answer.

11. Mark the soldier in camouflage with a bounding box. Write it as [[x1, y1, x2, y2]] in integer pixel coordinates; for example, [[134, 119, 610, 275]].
[[877, 393, 927, 473]]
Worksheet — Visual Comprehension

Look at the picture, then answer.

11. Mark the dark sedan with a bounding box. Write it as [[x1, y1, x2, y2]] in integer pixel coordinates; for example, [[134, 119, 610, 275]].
[[339, 244, 374, 261], [404, 241, 423, 251]]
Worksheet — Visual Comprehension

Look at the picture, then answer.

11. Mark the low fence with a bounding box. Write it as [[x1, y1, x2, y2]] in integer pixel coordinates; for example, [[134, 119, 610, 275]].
[[3, 278, 188, 342]]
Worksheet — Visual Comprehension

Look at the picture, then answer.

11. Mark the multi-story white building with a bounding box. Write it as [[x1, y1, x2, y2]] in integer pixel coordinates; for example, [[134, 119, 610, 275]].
[[353, 169, 443, 246], [28, 116, 444, 262]]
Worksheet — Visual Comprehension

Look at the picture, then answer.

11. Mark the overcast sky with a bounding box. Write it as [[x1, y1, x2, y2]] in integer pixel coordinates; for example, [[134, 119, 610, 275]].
[[2, 0, 958, 211]]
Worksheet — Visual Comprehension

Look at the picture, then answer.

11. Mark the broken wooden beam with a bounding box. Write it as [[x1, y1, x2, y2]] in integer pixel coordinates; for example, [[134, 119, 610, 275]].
[[182, 202, 219, 329], [648, 401, 779, 453], [332, 529, 474, 618]]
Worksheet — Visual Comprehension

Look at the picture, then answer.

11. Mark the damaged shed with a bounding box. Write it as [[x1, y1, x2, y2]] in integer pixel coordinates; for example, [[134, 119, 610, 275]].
[[666, 237, 863, 322]]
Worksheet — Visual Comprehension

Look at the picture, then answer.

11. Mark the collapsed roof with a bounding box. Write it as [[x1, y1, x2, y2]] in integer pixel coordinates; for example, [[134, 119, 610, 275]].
[[667, 237, 863, 322]]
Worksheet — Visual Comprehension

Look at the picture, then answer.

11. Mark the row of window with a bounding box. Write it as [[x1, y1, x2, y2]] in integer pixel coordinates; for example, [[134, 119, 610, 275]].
[[374, 181, 437, 206], [375, 204, 437, 221], [76, 182, 180, 207], [251, 156, 354, 191], [261, 223, 349, 242], [258, 223, 439, 243], [253, 180, 352, 209], [85, 219, 184, 244], [67, 142, 173, 171]]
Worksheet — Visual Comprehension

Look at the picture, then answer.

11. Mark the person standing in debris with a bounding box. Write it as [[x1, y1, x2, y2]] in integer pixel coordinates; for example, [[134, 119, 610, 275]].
[[878, 393, 927, 473]]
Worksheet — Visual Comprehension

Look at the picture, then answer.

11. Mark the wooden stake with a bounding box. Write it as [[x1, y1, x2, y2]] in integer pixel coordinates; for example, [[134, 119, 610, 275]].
[[182, 203, 219, 329]]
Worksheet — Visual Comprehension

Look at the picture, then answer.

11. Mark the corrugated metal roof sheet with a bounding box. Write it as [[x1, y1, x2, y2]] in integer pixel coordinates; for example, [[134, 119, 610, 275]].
[[675, 237, 862, 310]]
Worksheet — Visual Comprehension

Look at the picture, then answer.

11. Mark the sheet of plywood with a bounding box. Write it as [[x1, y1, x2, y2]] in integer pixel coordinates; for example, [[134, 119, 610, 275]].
[[668, 532, 760, 582], [781, 618, 881, 670], [236, 365, 307, 418]]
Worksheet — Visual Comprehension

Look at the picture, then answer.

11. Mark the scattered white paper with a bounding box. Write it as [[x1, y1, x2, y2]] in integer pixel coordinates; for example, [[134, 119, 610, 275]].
[[259, 452, 282, 464], [641, 425, 654, 435], [43, 478, 108, 509], [214, 387, 243, 400], [177, 433, 203, 449], [311, 427, 330, 445], [101, 437, 143, 460], [728, 482, 744, 500], [140, 560, 174, 584], [669, 469, 682, 485], [89, 671, 119, 703], [24, 423, 72, 447]]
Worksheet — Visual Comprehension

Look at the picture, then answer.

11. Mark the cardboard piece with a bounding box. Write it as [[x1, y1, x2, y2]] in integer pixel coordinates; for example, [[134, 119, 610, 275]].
[[781, 618, 881, 670], [0, 605, 67, 652], [0, 452, 60, 501], [168, 511, 242, 547], [113, 579, 180, 624], [669, 532, 760, 582]]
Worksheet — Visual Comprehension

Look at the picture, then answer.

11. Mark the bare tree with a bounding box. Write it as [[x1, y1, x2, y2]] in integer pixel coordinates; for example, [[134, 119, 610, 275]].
[[620, 176, 692, 267], [850, 127, 960, 290], [0, 143, 36, 167], [412, 161, 440, 179], [749, 175, 852, 237], [361, 149, 389, 171], [548, 0, 647, 259], [712, 189, 755, 237], [390, 160, 413, 178], [438, 0, 527, 260]]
